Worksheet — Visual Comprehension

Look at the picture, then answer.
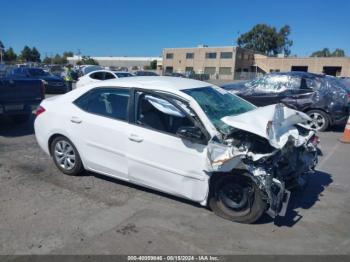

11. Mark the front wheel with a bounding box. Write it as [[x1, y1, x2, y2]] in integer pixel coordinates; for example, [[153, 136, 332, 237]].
[[306, 110, 330, 132], [209, 174, 266, 224], [50, 136, 84, 176]]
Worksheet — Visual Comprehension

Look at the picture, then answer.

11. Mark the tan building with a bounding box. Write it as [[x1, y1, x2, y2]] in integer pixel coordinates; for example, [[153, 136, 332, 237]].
[[163, 45, 350, 80], [162, 45, 255, 80], [255, 55, 350, 77]]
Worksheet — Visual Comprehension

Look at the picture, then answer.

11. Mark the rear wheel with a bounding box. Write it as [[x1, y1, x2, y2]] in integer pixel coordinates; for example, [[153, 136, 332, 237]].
[[306, 110, 330, 132], [50, 136, 84, 176], [209, 174, 266, 224]]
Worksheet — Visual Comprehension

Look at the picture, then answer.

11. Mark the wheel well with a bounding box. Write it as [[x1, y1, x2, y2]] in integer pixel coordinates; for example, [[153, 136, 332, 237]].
[[48, 134, 65, 156], [208, 170, 250, 197]]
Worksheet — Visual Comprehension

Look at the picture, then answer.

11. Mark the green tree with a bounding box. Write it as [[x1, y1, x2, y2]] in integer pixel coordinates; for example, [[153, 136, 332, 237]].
[[61, 51, 74, 64], [51, 54, 63, 64], [150, 60, 157, 70], [4, 47, 17, 62], [79, 56, 99, 65], [332, 48, 345, 57], [237, 24, 293, 56], [311, 48, 331, 57], [310, 48, 345, 57], [42, 56, 52, 64], [20, 46, 32, 62], [30, 47, 41, 62], [63, 51, 74, 58]]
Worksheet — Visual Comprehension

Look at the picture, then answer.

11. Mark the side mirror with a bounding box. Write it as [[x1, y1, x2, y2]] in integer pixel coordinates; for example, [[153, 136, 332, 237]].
[[176, 126, 204, 143]]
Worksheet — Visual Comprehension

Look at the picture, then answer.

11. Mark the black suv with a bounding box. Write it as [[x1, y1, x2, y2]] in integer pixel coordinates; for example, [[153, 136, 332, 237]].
[[222, 72, 350, 131]]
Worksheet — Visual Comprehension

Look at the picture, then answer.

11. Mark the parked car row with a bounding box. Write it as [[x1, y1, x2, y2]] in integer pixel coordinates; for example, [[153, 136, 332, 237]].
[[221, 72, 350, 131]]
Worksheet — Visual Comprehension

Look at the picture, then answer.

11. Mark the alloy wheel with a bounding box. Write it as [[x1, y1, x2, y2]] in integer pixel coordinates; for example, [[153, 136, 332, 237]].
[[307, 112, 326, 131], [54, 140, 76, 170]]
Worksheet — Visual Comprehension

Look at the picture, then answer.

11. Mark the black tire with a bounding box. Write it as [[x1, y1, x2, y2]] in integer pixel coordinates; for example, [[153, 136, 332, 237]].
[[11, 114, 31, 124], [209, 174, 266, 224], [50, 136, 84, 176], [306, 109, 330, 132]]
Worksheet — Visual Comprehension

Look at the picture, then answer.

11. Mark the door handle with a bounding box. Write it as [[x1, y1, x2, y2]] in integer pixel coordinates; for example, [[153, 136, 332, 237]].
[[71, 116, 82, 124], [129, 134, 143, 143]]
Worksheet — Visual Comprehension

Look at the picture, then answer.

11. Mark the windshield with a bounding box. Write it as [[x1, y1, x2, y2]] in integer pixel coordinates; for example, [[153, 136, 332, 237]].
[[183, 86, 256, 134], [27, 68, 48, 76]]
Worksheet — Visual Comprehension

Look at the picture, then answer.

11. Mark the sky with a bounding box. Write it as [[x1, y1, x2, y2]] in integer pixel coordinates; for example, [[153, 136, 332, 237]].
[[1, 0, 350, 58]]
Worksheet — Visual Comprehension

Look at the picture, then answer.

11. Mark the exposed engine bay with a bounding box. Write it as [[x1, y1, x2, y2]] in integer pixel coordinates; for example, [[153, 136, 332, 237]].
[[207, 104, 319, 218]]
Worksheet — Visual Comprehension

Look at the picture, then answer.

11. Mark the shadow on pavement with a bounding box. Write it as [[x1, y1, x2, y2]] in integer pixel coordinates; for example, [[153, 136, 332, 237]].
[[258, 170, 333, 226], [329, 124, 346, 133], [91, 172, 203, 208], [0, 114, 35, 137], [92, 169, 332, 227]]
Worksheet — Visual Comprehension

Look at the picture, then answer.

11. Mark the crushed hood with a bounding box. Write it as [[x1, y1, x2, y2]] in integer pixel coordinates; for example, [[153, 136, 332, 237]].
[[221, 104, 312, 149]]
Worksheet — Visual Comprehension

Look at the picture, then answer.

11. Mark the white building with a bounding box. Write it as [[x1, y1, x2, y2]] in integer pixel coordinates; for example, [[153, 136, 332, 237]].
[[67, 55, 162, 71]]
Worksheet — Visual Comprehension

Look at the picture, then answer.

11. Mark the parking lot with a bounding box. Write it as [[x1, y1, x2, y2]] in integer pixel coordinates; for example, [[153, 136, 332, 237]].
[[0, 109, 350, 255]]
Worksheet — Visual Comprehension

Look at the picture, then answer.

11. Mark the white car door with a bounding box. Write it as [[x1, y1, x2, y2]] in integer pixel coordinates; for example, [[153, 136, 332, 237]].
[[127, 91, 209, 202], [71, 87, 130, 180]]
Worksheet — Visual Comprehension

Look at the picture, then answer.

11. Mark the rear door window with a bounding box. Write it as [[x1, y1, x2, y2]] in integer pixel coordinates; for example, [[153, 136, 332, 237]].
[[104, 72, 116, 80], [74, 88, 130, 121], [90, 72, 105, 80], [305, 77, 324, 90]]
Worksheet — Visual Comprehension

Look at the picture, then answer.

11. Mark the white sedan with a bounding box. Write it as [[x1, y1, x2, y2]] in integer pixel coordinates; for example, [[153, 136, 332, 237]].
[[76, 70, 134, 88], [34, 77, 318, 223]]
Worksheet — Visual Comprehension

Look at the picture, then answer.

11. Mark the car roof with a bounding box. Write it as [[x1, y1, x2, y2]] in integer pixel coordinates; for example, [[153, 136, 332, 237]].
[[87, 69, 112, 74], [83, 76, 210, 92], [271, 71, 324, 78], [112, 71, 132, 74]]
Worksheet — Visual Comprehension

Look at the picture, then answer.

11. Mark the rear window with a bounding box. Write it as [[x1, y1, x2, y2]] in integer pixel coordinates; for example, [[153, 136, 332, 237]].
[[327, 77, 350, 93]]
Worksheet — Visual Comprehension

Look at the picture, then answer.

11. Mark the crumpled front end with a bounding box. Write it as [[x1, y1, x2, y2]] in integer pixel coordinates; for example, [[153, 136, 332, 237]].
[[207, 104, 319, 218], [245, 132, 318, 217]]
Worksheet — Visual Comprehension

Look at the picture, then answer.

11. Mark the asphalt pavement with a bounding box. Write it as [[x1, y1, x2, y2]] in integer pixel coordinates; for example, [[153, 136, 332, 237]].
[[0, 114, 349, 255]]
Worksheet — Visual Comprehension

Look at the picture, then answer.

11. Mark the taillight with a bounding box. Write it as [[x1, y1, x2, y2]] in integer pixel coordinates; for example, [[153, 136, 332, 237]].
[[35, 106, 46, 116]]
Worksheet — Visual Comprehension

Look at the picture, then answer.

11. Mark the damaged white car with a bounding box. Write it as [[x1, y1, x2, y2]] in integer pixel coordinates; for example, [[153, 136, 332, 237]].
[[34, 77, 319, 224]]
